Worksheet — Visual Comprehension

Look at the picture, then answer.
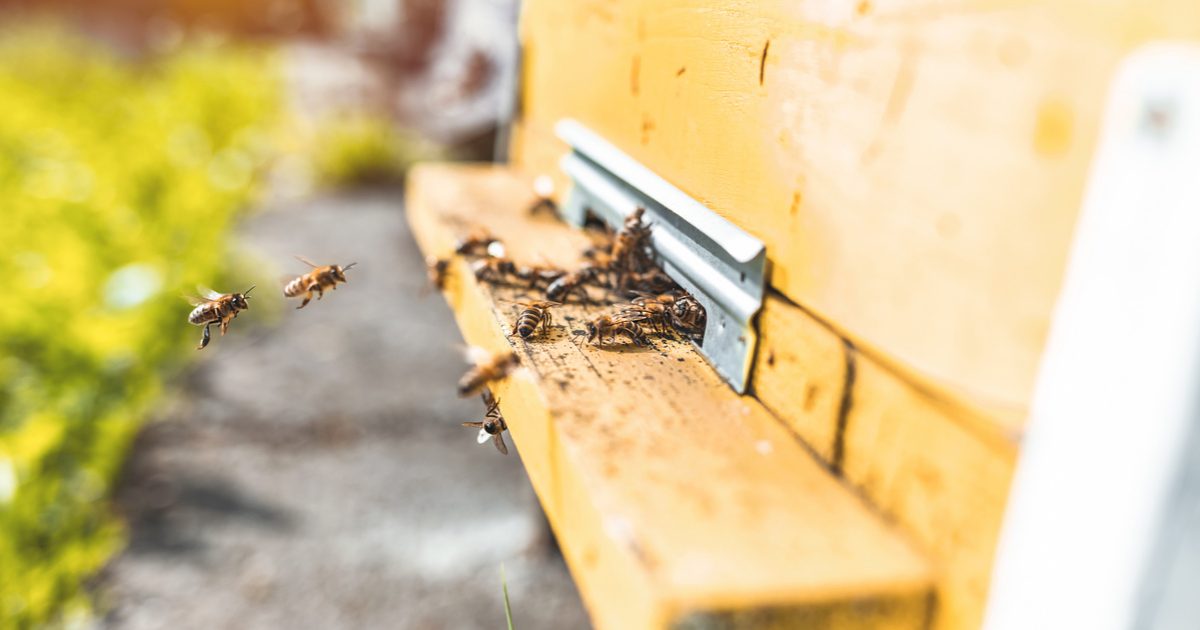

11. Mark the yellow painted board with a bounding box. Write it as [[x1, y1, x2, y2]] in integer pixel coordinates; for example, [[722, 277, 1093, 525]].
[[750, 294, 849, 462], [751, 294, 1021, 630], [841, 356, 1019, 630], [515, 0, 1200, 413], [406, 163, 933, 629]]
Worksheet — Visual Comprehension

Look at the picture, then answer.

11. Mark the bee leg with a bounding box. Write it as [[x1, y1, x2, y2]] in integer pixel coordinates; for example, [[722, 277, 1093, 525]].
[[197, 323, 212, 350], [316, 286, 325, 301], [220, 318, 229, 335], [298, 291, 312, 309]]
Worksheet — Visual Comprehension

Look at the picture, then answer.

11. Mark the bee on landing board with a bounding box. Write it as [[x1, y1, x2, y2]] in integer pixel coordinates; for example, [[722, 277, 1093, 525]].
[[186, 286, 254, 350], [458, 347, 521, 397], [506, 300, 560, 340], [284, 256, 357, 309], [545, 265, 603, 303], [425, 255, 450, 293], [455, 227, 504, 257], [582, 314, 648, 347], [462, 389, 509, 455]]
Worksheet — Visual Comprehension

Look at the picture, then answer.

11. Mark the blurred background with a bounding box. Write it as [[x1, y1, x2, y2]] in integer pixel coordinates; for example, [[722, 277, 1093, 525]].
[[0, 1, 589, 628]]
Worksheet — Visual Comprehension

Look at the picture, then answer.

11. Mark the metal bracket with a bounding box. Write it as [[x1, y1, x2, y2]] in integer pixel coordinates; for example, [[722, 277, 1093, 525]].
[[554, 119, 766, 393]]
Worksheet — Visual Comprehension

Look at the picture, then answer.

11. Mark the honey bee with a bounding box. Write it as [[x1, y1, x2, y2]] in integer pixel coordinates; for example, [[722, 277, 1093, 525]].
[[472, 257, 521, 284], [545, 265, 602, 303], [186, 286, 254, 350], [284, 256, 357, 309], [518, 264, 566, 290], [455, 227, 504, 257], [462, 389, 508, 455], [619, 301, 672, 334], [458, 347, 522, 397], [582, 314, 647, 347], [609, 208, 656, 289], [425, 255, 450, 292], [673, 294, 706, 337], [507, 300, 560, 339]]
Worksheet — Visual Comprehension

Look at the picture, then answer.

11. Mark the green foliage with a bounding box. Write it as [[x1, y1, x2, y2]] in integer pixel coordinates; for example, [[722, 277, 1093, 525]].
[[310, 114, 431, 188], [501, 564, 515, 630], [0, 28, 280, 628]]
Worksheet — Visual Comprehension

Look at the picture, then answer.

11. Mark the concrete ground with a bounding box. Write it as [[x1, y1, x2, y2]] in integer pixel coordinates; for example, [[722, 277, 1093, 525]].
[[97, 189, 590, 629]]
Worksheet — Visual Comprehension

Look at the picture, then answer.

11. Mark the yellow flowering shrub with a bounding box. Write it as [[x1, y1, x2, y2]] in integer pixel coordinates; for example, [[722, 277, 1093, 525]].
[[0, 29, 280, 628]]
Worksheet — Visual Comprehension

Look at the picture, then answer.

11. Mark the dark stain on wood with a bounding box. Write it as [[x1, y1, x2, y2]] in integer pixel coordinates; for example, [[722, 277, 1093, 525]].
[[676, 66, 687, 77], [759, 40, 770, 86], [831, 339, 858, 474]]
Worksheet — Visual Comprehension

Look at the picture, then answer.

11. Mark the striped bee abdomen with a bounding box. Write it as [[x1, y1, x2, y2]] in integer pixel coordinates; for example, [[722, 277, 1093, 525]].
[[514, 307, 544, 339], [188, 303, 219, 325], [283, 275, 312, 298]]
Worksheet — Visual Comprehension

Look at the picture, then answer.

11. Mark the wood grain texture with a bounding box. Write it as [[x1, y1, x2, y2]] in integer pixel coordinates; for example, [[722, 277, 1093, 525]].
[[514, 0, 1200, 412], [841, 356, 1018, 630], [406, 163, 932, 630]]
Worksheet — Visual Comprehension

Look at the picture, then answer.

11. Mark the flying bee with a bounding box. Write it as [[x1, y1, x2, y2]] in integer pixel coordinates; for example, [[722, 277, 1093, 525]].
[[507, 300, 561, 339], [284, 256, 357, 309], [425, 255, 450, 293], [455, 227, 504, 257], [458, 347, 522, 397], [186, 285, 254, 350], [545, 265, 603, 303], [582, 314, 647, 347], [462, 389, 508, 455]]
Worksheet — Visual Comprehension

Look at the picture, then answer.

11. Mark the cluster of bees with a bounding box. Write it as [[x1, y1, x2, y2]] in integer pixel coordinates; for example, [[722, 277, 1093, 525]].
[[188, 188, 709, 458], [430, 191, 708, 455], [185, 256, 355, 350]]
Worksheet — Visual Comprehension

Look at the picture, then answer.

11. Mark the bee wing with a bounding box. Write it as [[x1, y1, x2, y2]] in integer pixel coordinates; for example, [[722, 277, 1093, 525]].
[[476, 428, 492, 444], [294, 255, 320, 268], [196, 285, 223, 300], [493, 434, 508, 455], [182, 293, 213, 306]]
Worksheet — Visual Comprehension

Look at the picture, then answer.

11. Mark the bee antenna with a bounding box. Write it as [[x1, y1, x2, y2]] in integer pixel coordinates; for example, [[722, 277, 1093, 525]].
[[244, 285, 256, 296], [342, 262, 358, 271]]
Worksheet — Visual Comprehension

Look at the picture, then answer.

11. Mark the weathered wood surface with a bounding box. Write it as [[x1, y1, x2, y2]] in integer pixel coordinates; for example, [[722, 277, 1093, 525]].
[[406, 163, 933, 630], [514, 0, 1200, 414], [750, 292, 1019, 630]]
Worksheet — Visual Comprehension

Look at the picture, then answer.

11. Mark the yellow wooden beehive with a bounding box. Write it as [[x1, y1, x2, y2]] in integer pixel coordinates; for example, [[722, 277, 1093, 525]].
[[407, 1, 1200, 628]]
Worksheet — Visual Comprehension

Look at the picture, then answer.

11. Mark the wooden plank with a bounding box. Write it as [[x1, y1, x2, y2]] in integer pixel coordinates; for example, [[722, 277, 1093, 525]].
[[841, 356, 1019, 630], [749, 293, 1019, 630], [406, 163, 933, 629], [750, 294, 849, 462], [514, 0, 1200, 412]]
